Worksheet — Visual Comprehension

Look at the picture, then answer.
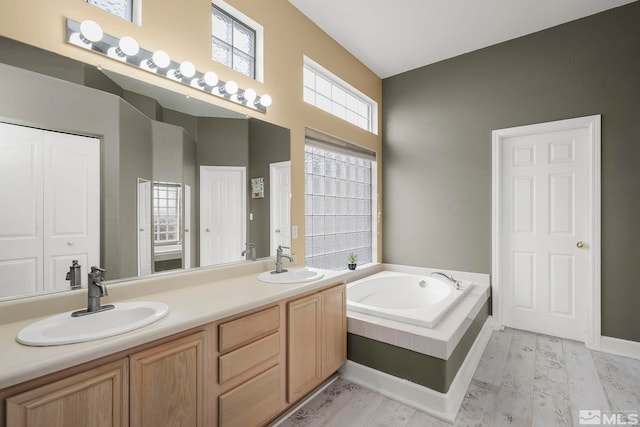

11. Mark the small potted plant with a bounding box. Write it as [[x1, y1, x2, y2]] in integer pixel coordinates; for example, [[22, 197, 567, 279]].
[[348, 253, 358, 270]]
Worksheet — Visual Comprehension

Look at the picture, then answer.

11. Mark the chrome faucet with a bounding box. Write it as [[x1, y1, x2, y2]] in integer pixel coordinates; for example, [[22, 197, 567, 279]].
[[429, 271, 461, 290], [272, 245, 294, 274], [242, 242, 256, 261], [72, 266, 115, 317], [65, 260, 82, 290]]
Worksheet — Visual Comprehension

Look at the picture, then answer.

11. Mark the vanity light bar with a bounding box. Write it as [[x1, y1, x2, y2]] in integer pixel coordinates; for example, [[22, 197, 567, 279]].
[[65, 18, 271, 113]]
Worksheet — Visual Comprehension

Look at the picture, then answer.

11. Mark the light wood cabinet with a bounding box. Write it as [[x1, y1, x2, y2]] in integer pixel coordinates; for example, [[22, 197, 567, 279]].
[[322, 284, 347, 378], [6, 359, 128, 427], [218, 365, 281, 427], [130, 331, 207, 427], [287, 284, 346, 403], [3, 281, 346, 427], [287, 293, 322, 402], [215, 305, 285, 427]]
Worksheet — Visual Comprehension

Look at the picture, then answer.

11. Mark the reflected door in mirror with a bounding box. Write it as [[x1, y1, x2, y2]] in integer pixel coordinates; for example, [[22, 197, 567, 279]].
[[200, 166, 246, 266], [270, 161, 291, 255], [0, 123, 100, 298]]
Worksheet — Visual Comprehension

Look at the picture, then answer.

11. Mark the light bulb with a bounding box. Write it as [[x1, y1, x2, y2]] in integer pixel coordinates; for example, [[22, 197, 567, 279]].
[[170, 61, 195, 80], [107, 36, 139, 61], [152, 50, 171, 68], [242, 88, 257, 103], [70, 20, 103, 47], [118, 36, 139, 56], [179, 61, 196, 78], [140, 50, 171, 71], [258, 94, 272, 107], [203, 71, 219, 87], [80, 20, 103, 43], [224, 80, 239, 95]]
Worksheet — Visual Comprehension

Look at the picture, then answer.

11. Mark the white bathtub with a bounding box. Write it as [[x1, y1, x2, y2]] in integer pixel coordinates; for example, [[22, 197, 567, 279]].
[[347, 271, 473, 328]]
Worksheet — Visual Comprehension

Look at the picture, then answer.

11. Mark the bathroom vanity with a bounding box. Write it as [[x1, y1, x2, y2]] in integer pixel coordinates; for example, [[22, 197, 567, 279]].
[[0, 260, 358, 427]]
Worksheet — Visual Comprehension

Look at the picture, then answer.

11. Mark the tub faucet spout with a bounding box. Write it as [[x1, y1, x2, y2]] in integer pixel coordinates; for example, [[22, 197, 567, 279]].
[[429, 271, 461, 290]]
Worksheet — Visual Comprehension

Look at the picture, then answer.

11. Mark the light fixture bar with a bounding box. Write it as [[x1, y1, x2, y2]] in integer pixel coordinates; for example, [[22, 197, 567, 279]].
[[65, 18, 270, 113]]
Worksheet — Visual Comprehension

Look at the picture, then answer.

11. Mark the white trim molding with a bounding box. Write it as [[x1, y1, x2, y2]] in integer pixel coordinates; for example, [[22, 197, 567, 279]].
[[339, 317, 495, 423], [600, 336, 640, 361], [491, 115, 601, 350]]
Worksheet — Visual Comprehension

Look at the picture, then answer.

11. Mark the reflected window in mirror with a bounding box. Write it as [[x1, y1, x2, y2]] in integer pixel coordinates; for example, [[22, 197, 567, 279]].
[[153, 183, 181, 245], [212, 2, 262, 80]]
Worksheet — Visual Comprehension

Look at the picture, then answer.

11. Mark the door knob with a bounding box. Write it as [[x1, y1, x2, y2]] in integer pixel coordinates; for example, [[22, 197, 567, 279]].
[[275, 228, 280, 234], [184, 228, 189, 232], [205, 228, 210, 232], [139, 228, 144, 232], [576, 241, 586, 248]]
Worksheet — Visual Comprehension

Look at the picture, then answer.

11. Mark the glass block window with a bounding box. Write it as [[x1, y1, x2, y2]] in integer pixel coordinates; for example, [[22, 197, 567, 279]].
[[212, 4, 256, 79], [303, 56, 378, 134], [87, 0, 133, 21], [305, 144, 375, 270], [153, 183, 181, 244]]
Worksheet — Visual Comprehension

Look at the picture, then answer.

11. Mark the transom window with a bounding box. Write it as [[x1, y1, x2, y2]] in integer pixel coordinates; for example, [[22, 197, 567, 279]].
[[87, 0, 134, 22], [303, 56, 378, 135], [304, 140, 377, 270], [153, 183, 181, 244], [212, 4, 256, 79]]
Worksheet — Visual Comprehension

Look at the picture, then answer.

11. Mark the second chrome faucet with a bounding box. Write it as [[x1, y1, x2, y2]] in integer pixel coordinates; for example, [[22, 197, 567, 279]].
[[72, 266, 114, 317], [272, 245, 294, 274]]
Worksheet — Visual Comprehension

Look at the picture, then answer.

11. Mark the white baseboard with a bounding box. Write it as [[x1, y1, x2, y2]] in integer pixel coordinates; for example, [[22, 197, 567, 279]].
[[339, 316, 496, 423], [600, 335, 640, 361]]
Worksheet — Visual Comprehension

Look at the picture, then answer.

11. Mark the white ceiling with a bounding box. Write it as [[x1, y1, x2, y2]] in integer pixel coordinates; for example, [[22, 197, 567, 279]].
[[289, 0, 637, 78]]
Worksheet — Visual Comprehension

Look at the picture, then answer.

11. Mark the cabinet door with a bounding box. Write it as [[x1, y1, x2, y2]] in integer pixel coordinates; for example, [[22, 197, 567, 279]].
[[287, 293, 322, 403], [218, 365, 281, 427], [6, 359, 128, 427], [322, 284, 347, 378], [130, 331, 206, 427]]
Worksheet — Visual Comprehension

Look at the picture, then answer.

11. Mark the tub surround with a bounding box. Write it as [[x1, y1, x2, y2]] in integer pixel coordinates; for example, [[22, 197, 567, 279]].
[[0, 261, 378, 390], [347, 300, 489, 393], [341, 264, 492, 422], [347, 265, 490, 360]]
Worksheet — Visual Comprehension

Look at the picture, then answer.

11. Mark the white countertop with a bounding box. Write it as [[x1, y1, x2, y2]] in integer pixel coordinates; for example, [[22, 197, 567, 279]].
[[0, 262, 379, 389]]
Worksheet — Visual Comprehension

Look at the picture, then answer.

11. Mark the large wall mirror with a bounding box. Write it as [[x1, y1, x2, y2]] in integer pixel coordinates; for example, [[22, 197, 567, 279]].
[[0, 37, 291, 301]]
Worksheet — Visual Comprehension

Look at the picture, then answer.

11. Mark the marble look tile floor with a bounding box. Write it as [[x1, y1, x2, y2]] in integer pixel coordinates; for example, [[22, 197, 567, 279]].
[[278, 328, 640, 426]]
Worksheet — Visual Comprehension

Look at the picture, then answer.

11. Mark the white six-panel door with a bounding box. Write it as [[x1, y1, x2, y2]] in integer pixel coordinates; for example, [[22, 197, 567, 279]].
[[137, 178, 152, 276], [499, 125, 591, 341], [200, 166, 246, 266], [270, 161, 291, 256], [0, 122, 100, 297]]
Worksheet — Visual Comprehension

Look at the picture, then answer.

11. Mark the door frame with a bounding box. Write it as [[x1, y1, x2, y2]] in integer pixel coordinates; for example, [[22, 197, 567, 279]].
[[491, 115, 601, 349]]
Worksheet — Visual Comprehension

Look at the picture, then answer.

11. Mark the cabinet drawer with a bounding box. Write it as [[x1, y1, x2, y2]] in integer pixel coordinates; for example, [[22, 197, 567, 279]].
[[219, 306, 280, 353], [219, 332, 280, 384], [219, 365, 281, 427]]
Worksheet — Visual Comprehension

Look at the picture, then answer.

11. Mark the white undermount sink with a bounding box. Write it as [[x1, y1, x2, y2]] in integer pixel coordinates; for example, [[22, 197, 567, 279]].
[[16, 301, 169, 346], [258, 267, 324, 284]]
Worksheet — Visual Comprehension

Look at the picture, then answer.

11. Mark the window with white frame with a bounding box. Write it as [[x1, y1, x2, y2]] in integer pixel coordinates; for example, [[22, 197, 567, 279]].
[[87, 0, 134, 22], [153, 183, 181, 244], [303, 56, 378, 134], [304, 140, 376, 270], [212, 4, 257, 79]]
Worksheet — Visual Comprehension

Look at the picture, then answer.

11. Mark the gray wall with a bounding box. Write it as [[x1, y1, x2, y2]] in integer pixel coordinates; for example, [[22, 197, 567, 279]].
[[248, 119, 291, 258], [197, 118, 249, 167], [118, 103, 153, 278], [382, 2, 640, 342]]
